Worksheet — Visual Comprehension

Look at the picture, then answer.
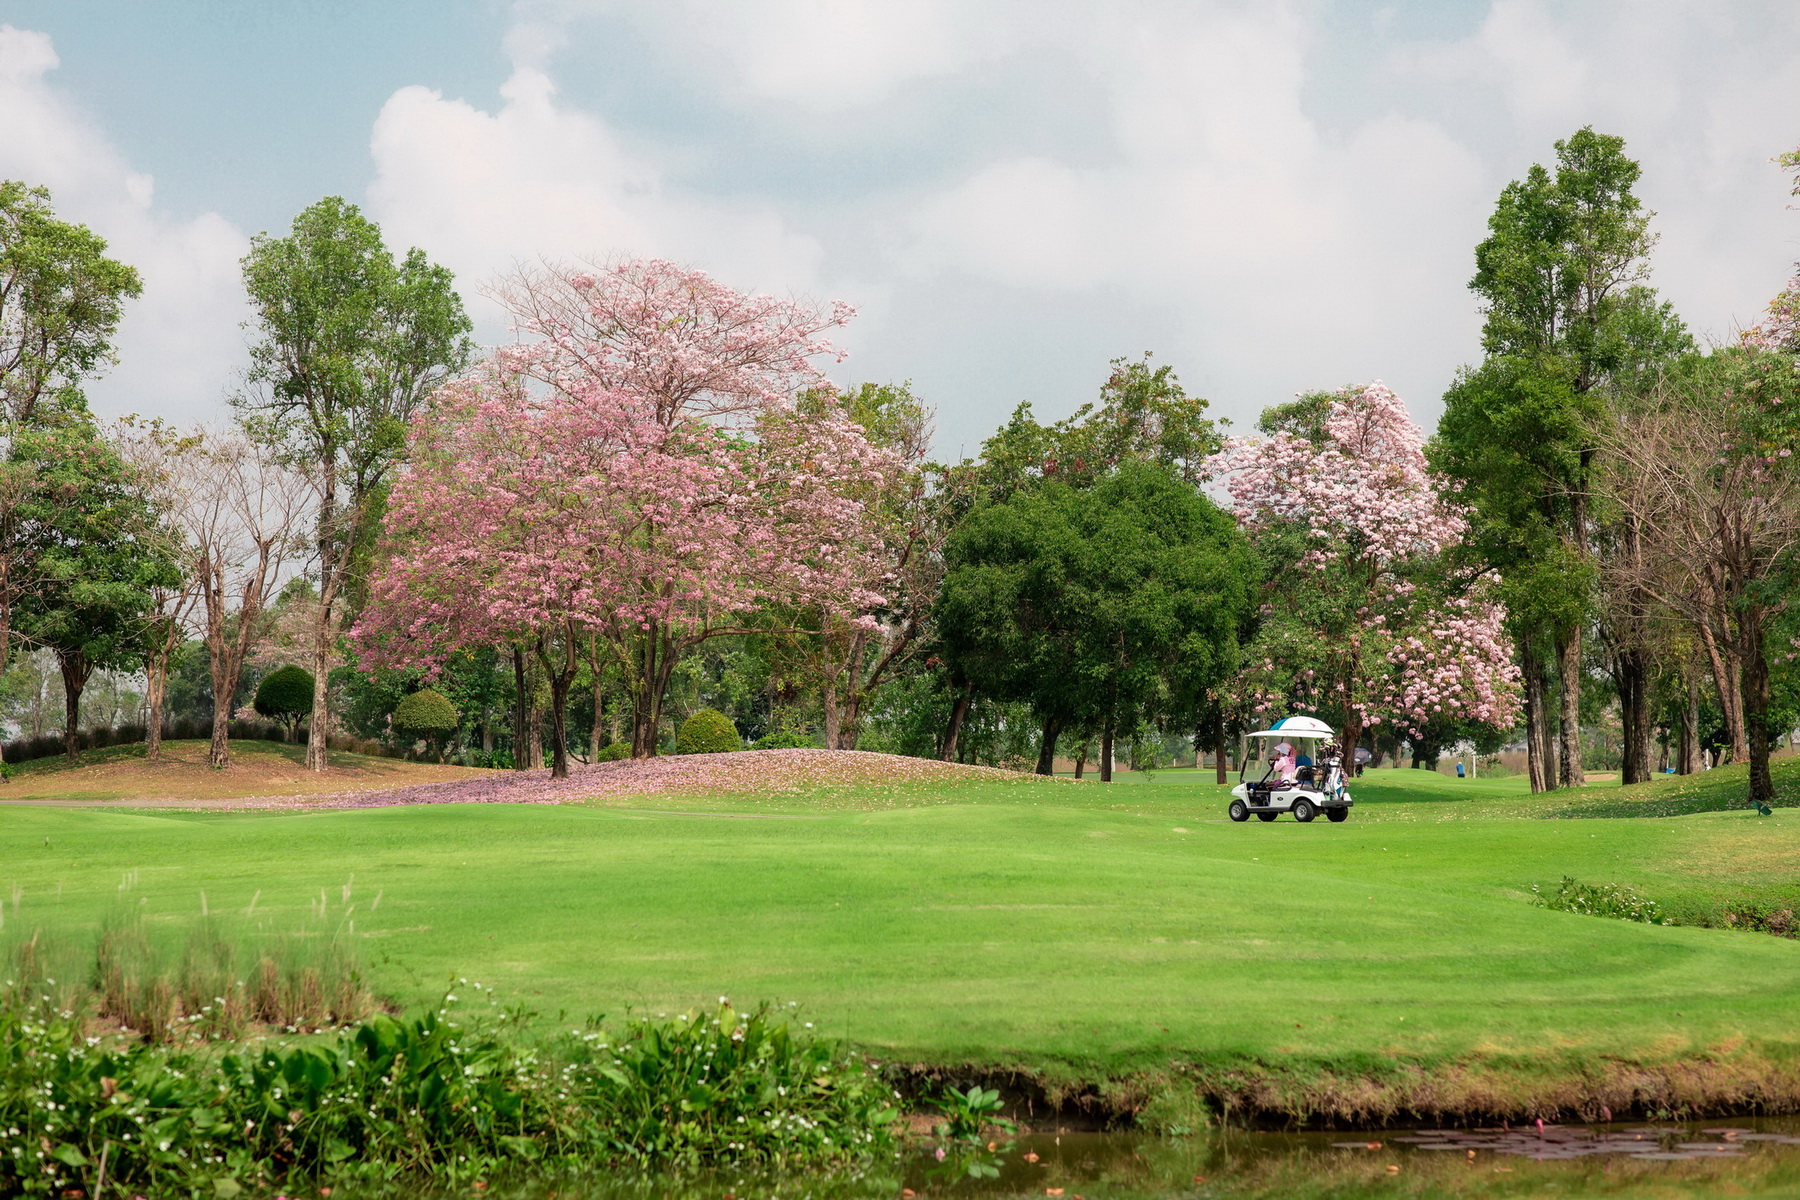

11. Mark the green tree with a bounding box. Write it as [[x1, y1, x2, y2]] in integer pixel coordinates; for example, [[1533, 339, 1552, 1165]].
[[392, 687, 459, 762], [236, 196, 473, 772], [1436, 127, 1690, 791], [17, 421, 179, 760], [0, 181, 142, 424], [253, 664, 315, 742], [938, 460, 1254, 780]]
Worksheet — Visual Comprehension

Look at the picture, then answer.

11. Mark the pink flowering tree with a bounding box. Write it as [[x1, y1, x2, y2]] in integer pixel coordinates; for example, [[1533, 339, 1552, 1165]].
[[1208, 382, 1520, 757], [355, 259, 900, 771]]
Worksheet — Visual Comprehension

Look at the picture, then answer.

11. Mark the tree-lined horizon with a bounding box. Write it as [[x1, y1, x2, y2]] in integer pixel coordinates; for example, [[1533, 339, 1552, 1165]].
[[2, 127, 1798, 793]]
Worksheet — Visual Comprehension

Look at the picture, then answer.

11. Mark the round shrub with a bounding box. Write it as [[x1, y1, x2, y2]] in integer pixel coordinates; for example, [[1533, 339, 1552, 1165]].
[[676, 709, 741, 755], [752, 730, 816, 750], [392, 689, 459, 763], [594, 741, 631, 762], [253, 665, 315, 741], [392, 688, 459, 737]]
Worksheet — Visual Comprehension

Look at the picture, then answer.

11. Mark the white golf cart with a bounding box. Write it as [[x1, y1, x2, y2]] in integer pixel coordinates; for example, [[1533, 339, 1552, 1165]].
[[1228, 715, 1354, 824]]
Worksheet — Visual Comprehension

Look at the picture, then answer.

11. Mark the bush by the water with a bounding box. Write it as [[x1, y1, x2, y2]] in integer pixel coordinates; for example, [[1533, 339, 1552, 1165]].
[[253, 664, 316, 740], [595, 741, 631, 762], [1532, 876, 1668, 924], [677, 709, 741, 754], [0, 988, 898, 1197]]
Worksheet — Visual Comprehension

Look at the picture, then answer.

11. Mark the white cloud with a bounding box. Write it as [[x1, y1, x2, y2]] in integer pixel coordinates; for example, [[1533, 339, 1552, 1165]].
[[0, 24, 249, 424], [523, 0, 989, 107], [365, 57, 834, 339]]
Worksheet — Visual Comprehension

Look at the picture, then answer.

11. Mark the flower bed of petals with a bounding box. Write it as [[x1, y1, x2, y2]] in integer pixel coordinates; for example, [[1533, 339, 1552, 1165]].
[[149, 749, 1066, 812]]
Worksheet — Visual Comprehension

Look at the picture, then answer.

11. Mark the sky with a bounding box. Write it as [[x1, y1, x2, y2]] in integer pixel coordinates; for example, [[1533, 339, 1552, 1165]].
[[1, 0, 1797, 457]]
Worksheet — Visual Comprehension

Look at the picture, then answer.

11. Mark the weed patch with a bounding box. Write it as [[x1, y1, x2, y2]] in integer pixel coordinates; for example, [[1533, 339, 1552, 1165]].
[[1531, 876, 1669, 924]]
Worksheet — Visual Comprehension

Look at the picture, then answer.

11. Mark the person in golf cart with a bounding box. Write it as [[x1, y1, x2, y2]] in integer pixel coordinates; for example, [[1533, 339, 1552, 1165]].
[[1228, 714, 1354, 824]]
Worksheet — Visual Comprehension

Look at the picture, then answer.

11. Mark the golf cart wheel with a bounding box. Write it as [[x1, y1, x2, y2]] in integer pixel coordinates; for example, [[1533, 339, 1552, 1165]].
[[1327, 807, 1349, 823], [1292, 798, 1317, 823], [1256, 811, 1279, 822], [1228, 799, 1249, 822]]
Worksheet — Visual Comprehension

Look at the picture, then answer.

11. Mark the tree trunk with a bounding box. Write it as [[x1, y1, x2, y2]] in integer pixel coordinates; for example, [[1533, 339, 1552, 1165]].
[[144, 646, 170, 764], [1100, 713, 1115, 783], [1520, 634, 1550, 793], [1214, 711, 1228, 785], [940, 683, 972, 762], [839, 691, 864, 751], [591, 679, 606, 759], [1698, 621, 1746, 763], [1074, 741, 1088, 779], [535, 629, 579, 779], [1615, 647, 1653, 785], [1679, 674, 1700, 775], [546, 672, 571, 778], [306, 613, 332, 770], [1555, 629, 1584, 788], [57, 650, 89, 763], [1035, 714, 1062, 776], [512, 646, 530, 770], [822, 680, 841, 752], [1742, 606, 1775, 806]]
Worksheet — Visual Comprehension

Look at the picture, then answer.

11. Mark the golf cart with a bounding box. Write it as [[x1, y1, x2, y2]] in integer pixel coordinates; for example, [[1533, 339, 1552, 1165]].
[[1228, 715, 1354, 824]]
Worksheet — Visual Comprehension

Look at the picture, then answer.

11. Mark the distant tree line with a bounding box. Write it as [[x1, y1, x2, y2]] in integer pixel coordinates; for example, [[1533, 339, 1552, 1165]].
[[1, 131, 1796, 792]]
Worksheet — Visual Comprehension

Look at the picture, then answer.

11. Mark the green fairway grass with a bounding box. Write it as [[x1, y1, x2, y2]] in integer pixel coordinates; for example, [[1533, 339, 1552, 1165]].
[[4, 755, 1800, 1112]]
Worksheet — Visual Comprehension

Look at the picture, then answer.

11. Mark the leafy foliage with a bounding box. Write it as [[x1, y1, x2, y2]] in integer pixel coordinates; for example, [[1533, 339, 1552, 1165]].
[[391, 688, 459, 736], [939, 459, 1254, 771], [0, 991, 897, 1196], [0, 180, 143, 423], [594, 740, 631, 762], [676, 707, 741, 755], [253, 664, 315, 730]]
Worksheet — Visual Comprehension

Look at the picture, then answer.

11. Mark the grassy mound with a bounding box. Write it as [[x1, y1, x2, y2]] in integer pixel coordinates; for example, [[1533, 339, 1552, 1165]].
[[0, 738, 481, 804]]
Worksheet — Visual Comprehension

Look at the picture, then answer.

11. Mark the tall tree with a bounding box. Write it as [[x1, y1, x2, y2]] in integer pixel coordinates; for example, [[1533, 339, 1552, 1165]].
[[453, 257, 883, 761], [937, 460, 1254, 781], [1215, 383, 1519, 754], [772, 382, 943, 750], [1438, 128, 1689, 789], [1595, 349, 1800, 807], [173, 431, 313, 768], [18, 421, 179, 760], [236, 196, 473, 771], [0, 181, 142, 425], [114, 419, 202, 763], [355, 295, 899, 775]]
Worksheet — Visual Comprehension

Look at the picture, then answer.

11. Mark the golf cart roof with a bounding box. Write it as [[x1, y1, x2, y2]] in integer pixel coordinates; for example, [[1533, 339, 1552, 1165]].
[[1247, 715, 1336, 740]]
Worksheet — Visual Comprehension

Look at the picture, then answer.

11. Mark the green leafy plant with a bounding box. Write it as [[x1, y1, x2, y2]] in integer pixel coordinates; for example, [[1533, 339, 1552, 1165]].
[[0, 989, 898, 1197], [594, 741, 631, 762], [1532, 876, 1668, 924], [932, 1084, 1012, 1141], [253, 665, 316, 742], [676, 708, 741, 755], [392, 688, 460, 761]]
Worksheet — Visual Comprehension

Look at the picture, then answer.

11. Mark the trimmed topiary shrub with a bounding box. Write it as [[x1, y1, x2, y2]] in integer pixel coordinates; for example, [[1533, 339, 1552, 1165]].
[[751, 730, 816, 750], [594, 741, 631, 762], [676, 709, 741, 755], [392, 688, 460, 762], [253, 665, 316, 742]]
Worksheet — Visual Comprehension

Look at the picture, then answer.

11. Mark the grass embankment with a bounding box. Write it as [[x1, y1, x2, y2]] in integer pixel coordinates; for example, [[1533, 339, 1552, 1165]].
[[4, 746, 1800, 1126], [0, 738, 479, 803]]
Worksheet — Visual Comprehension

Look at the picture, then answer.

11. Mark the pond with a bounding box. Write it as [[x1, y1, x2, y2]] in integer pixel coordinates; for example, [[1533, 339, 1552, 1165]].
[[367, 1119, 1800, 1200]]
